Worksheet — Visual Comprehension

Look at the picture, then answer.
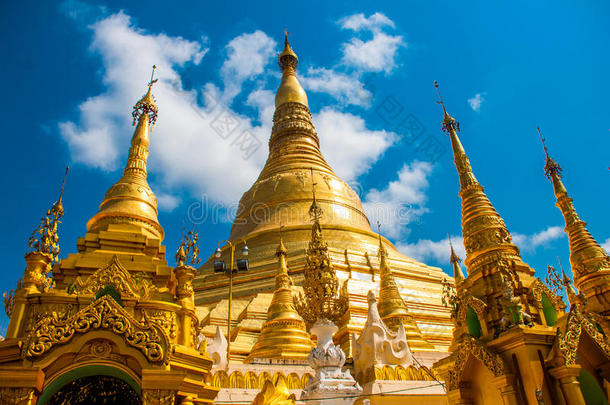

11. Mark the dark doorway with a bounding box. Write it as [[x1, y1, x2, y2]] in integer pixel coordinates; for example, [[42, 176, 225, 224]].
[[48, 375, 140, 405]]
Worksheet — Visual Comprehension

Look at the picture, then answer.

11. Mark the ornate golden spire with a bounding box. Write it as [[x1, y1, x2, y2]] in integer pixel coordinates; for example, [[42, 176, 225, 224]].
[[87, 66, 163, 239], [434, 81, 522, 272], [246, 230, 313, 362], [28, 166, 69, 266], [275, 30, 307, 107], [294, 175, 349, 325], [538, 128, 610, 278], [375, 223, 434, 350], [228, 33, 369, 242], [449, 236, 465, 284]]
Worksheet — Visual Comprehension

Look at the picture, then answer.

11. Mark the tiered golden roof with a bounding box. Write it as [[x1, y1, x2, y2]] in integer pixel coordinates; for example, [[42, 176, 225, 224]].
[[376, 231, 435, 351], [246, 233, 313, 362], [433, 81, 538, 333], [0, 68, 217, 404], [195, 36, 451, 357], [539, 128, 610, 315], [87, 66, 162, 240]]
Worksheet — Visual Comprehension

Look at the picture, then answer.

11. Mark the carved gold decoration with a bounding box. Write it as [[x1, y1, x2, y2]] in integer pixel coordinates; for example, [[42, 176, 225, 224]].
[[547, 304, 610, 367], [145, 309, 177, 339], [70, 255, 151, 298], [3, 286, 17, 317], [142, 390, 176, 405], [25, 302, 75, 336], [28, 167, 68, 269], [251, 379, 296, 405], [447, 336, 505, 390], [531, 277, 566, 311], [294, 178, 349, 324], [176, 228, 201, 267], [441, 278, 458, 318], [456, 295, 487, 323], [23, 295, 169, 363], [0, 387, 35, 405]]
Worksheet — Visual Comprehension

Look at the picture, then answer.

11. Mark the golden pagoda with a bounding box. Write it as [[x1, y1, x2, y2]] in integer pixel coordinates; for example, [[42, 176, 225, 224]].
[[539, 128, 610, 319], [245, 232, 313, 362], [0, 67, 217, 404], [195, 33, 453, 362], [433, 82, 610, 405], [376, 228, 435, 351]]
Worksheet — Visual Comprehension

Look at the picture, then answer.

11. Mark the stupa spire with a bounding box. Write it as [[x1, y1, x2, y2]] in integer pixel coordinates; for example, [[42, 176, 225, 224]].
[[376, 223, 435, 351], [449, 236, 465, 284], [538, 128, 610, 278], [434, 81, 522, 272], [87, 66, 163, 239], [246, 230, 313, 362]]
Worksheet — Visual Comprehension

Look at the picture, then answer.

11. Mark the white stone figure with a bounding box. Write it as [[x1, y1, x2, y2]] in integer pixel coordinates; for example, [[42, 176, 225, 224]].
[[353, 290, 413, 377], [201, 325, 228, 370], [301, 319, 361, 405]]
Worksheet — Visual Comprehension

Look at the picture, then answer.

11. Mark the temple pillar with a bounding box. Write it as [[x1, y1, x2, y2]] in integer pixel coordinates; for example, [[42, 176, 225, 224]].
[[549, 365, 586, 405], [447, 384, 474, 405], [492, 375, 520, 405]]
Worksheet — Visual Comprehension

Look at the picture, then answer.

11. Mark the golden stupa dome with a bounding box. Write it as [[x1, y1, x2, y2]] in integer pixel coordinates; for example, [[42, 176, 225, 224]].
[[87, 68, 163, 240]]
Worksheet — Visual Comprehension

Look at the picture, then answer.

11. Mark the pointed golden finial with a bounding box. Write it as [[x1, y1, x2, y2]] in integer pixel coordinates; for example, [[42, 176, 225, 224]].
[[448, 235, 465, 283], [279, 29, 298, 71], [133, 65, 159, 128], [28, 166, 70, 265], [377, 221, 388, 259], [51, 166, 69, 217], [277, 224, 287, 256], [537, 127, 563, 181], [434, 81, 460, 133]]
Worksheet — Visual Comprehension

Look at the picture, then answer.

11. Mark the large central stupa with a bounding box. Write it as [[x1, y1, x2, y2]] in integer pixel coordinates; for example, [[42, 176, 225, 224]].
[[194, 35, 453, 361]]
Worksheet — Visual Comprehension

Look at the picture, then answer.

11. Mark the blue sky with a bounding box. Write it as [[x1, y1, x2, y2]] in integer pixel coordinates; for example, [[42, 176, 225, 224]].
[[1, 1, 609, 332]]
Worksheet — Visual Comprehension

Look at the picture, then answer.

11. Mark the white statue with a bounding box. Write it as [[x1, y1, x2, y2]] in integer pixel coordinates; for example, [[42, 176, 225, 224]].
[[353, 291, 413, 377], [301, 318, 361, 404], [201, 325, 228, 370]]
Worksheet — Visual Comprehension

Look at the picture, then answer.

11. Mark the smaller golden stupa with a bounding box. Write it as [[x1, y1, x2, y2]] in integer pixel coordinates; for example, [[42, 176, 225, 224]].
[[245, 231, 313, 362]]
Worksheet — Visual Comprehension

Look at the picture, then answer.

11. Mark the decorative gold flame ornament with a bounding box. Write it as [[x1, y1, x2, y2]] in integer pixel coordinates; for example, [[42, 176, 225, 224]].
[[294, 169, 349, 325], [251, 378, 296, 405]]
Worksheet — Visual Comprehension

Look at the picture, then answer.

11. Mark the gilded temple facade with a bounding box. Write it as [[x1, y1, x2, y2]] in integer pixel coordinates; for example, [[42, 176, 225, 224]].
[[2, 33, 610, 405], [0, 70, 218, 404]]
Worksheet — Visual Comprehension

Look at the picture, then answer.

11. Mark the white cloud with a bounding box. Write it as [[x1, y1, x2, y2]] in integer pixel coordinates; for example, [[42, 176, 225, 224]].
[[468, 93, 485, 112], [342, 32, 404, 74], [362, 161, 433, 239], [512, 226, 565, 252], [338, 12, 404, 74], [60, 12, 269, 204], [59, 10, 404, 211], [339, 12, 395, 32], [156, 192, 181, 212], [220, 31, 276, 102], [301, 67, 372, 107], [602, 238, 610, 254], [397, 236, 465, 267], [315, 108, 396, 182]]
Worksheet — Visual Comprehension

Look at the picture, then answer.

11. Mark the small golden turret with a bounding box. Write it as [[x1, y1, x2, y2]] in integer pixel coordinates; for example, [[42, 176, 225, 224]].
[[538, 128, 610, 313], [434, 81, 524, 274], [87, 66, 163, 239], [375, 224, 435, 351], [246, 229, 313, 362]]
